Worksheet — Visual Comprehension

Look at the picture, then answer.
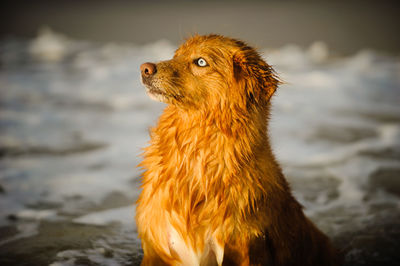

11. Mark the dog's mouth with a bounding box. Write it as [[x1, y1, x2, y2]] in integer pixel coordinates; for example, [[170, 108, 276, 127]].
[[144, 85, 168, 102], [141, 76, 168, 102], [147, 87, 166, 97], [141, 77, 183, 103], [146, 86, 169, 102]]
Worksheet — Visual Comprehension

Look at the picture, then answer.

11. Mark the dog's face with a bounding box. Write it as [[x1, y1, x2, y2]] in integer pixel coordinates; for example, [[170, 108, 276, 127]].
[[140, 35, 279, 110]]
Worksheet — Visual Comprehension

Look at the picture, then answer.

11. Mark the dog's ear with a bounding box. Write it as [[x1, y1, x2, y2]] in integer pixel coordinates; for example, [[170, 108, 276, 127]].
[[233, 49, 279, 105]]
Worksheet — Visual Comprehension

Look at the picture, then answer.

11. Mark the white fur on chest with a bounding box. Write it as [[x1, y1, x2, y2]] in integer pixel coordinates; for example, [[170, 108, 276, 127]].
[[167, 223, 224, 266]]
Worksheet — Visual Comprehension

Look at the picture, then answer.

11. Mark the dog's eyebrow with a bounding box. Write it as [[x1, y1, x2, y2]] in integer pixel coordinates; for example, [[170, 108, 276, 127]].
[[202, 47, 226, 66], [172, 70, 180, 78]]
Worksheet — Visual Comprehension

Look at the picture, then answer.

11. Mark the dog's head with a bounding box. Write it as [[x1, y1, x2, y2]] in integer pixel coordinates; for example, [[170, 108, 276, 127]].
[[140, 35, 279, 110]]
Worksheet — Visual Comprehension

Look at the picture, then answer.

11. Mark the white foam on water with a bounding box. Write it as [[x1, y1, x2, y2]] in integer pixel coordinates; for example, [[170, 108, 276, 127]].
[[73, 205, 135, 227], [16, 209, 58, 220], [29, 27, 71, 62]]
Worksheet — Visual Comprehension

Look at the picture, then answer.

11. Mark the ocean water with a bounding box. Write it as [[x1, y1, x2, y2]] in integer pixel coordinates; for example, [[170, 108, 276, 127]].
[[0, 28, 399, 265]]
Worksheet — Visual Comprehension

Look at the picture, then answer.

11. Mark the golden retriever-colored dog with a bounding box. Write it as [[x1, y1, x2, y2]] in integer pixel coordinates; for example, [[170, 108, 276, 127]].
[[137, 34, 341, 266]]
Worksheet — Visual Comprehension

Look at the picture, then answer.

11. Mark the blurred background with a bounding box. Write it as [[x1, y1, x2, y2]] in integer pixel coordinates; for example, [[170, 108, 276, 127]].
[[0, 1, 399, 265], [2, 0, 400, 54]]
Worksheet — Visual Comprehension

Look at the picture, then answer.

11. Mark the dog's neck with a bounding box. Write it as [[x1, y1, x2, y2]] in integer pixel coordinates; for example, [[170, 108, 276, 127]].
[[151, 104, 275, 183], [165, 103, 270, 138]]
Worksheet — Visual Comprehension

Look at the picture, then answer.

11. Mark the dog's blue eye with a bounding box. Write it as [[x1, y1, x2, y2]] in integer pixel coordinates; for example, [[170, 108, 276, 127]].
[[195, 58, 208, 67]]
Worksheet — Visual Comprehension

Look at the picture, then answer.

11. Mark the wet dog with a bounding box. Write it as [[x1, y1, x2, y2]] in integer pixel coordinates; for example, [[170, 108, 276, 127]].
[[136, 34, 341, 266]]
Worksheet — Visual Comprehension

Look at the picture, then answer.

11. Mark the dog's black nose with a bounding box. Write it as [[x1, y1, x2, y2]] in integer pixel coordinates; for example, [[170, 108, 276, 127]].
[[140, 62, 157, 77]]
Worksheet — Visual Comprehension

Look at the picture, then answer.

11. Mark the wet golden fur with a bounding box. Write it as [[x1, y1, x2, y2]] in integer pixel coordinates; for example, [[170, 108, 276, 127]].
[[136, 35, 341, 265]]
